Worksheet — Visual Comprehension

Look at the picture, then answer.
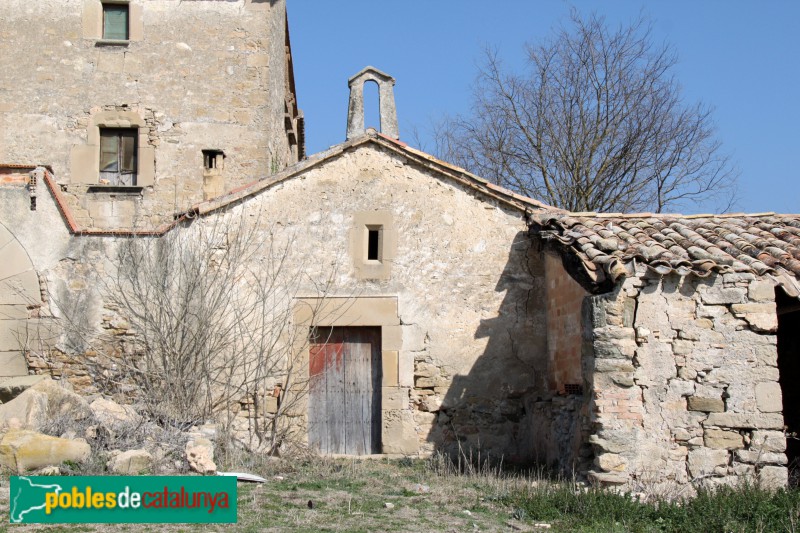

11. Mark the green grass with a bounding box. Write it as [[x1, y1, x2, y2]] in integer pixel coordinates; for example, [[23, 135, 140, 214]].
[[504, 482, 800, 532], [1, 457, 799, 532]]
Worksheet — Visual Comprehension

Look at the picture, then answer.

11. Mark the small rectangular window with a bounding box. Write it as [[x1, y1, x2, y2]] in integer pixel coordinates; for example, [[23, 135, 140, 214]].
[[367, 226, 382, 261], [103, 3, 129, 41], [203, 149, 225, 171], [100, 128, 137, 186]]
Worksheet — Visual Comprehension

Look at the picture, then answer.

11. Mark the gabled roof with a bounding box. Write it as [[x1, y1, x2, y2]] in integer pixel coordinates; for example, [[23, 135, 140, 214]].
[[192, 131, 555, 217], [531, 211, 800, 297], [18, 132, 554, 237]]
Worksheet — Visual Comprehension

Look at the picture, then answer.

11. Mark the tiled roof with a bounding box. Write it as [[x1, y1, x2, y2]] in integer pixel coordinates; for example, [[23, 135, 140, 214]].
[[530, 212, 800, 297], [196, 131, 555, 217]]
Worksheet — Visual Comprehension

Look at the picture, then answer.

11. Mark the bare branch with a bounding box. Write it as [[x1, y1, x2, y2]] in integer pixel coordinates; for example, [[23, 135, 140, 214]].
[[434, 12, 738, 213]]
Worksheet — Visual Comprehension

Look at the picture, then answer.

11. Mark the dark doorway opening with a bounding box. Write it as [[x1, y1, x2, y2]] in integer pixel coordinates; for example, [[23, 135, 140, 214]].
[[308, 326, 382, 455], [777, 287, 800, 485]]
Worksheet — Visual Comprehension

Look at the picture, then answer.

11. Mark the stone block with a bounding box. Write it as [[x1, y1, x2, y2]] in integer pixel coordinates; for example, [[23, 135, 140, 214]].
[[0, 389, 48, 430], [0, 430, 90, 473], [611, 374, 635, 387], [668, 446, 689, 461], [731, 303, 778, 332], [687, 396, 725, 413], [748, 281, 776, 302], [382, 387, 408, 410], [415, 376, 447, 389], [595, 453, 626, 472], [382, 410, 417, 455], [700, 288, 746, 305], [594, 359, 634, 373], [688, 448, 729, 478], [705, 412, 784, 430], [704, 428, 744, 449], [108, 449, 153, 475], [382, 326, 402, 351], [751, 430, 786, 453], [758, 466, 788, 489], [402, 324, 426, 352], [185, 438, 216, 474], [735, 450, 787, 465], [731, 303, 776, 315], [398, 351, 414, 387], [672, 339, 695, 355], [294, 297, 399, 327], [672, 428, 691, 441], [755, 381, 782, 413], [31, 378, 92, 420], [263, 395, 278, 414], [0, 352, 29, 378], [593, 339, 635, 360], [382, 351, 398, 387]]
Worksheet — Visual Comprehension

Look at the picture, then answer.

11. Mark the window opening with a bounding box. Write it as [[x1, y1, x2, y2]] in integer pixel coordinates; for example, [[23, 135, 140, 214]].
[[363, 80, 380, 132], [102, 3, 129, 40], [203, 149, 225, 171], [100, 128, 137, 186], [367, 226, 382, 261]]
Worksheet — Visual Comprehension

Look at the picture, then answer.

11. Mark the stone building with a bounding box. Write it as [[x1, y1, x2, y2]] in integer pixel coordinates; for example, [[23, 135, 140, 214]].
[[1, 1, 799, 494], [0, 0, 303, 230]]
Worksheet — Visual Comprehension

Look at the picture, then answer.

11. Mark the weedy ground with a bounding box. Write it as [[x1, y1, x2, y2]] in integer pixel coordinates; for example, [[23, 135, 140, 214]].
[[1, 453, 800, 532]]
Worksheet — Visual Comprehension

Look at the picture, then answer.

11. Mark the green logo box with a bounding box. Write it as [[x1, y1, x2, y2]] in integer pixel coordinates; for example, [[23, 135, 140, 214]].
[[9, 476, 237, 524]]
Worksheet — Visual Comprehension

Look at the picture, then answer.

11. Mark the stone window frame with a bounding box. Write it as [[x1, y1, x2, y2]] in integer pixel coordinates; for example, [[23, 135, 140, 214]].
[[69, 110, 154, 188], [99, 127, 138, 186], [83, 0, 143, 45], [350, 211, 397, 280]]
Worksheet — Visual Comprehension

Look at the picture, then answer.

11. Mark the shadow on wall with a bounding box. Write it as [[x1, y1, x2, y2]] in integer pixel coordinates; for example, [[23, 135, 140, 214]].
[[421, 232, 554, 466]]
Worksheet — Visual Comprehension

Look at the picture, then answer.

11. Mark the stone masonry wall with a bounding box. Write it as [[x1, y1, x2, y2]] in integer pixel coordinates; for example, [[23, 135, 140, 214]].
[[0, 0, 296, 229], [0, 145, 549, 461], [587, 269, 787, 493]]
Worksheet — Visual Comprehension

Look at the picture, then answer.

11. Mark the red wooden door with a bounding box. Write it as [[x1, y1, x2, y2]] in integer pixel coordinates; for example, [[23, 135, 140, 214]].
[[308, 327, 382, 454]]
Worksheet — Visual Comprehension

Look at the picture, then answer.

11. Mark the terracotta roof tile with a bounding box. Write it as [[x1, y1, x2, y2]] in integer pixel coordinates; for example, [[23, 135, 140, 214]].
[[531, 212, 800, 298]]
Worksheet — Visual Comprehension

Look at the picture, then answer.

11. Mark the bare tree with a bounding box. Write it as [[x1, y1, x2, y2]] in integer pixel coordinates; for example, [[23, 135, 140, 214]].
[[29, 207, 348, 456], [436, 12, 737, 213], [105, 209, 347, 454]]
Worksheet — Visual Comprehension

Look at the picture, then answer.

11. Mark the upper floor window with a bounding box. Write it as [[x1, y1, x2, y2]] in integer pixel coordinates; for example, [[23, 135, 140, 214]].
[[103, 3, 129, 41], [100, 128, 137, 186]]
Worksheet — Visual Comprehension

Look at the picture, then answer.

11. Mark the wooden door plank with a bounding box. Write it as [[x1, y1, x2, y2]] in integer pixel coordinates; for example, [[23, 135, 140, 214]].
[[345, 329, 369, 455], [307, 327, 327, 453], [326, 328, 345, 455]]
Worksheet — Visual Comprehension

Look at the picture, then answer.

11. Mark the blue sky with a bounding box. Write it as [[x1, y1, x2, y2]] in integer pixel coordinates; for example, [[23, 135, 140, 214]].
[[290, 1, 799, 214]]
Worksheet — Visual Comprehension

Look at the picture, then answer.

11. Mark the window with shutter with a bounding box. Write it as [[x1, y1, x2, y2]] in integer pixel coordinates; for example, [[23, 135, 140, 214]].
[[99, 128, 138, 186], [102, 4, 129, 41]]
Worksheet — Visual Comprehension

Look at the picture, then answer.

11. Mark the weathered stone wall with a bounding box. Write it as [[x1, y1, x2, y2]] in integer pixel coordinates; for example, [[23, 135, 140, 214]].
[[0, 145, 549, 461], [587, 270, 787, 492], [0, 0, 297, 230]]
